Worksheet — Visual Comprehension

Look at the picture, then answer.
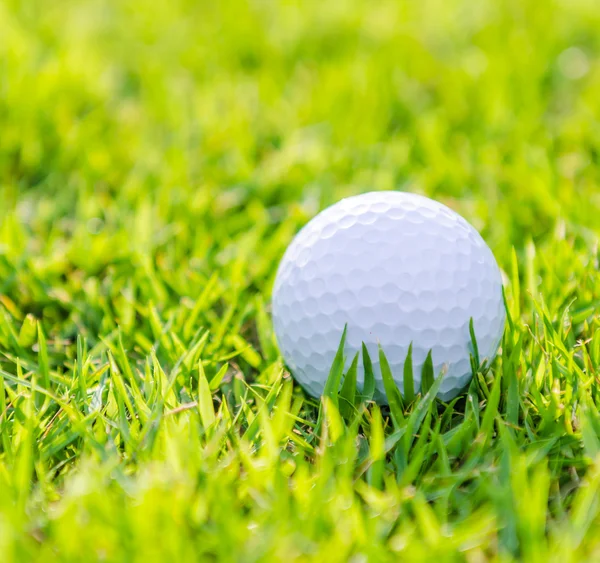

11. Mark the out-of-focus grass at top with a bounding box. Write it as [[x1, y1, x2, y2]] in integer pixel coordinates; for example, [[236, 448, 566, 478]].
[[0, 0, 600, 560]]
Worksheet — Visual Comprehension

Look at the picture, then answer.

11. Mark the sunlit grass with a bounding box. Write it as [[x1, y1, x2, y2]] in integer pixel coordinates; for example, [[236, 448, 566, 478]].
[[0, 0, 600, 560]]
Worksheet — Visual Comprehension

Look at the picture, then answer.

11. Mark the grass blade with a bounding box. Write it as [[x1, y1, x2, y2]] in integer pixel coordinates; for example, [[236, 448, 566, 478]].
[[36, 323, 50, 408], [198, 360, 216, 429], [322, 325, 347, 406], [379, 344, 404, 427], [421, 350, 434, 395], [361, 343, 375, 402], [209, 363, 229, 391], [340, 352, 358, 419], [368, 406, 385, 490], [469, 318, 480, 370], [403, 342, 415, 403]]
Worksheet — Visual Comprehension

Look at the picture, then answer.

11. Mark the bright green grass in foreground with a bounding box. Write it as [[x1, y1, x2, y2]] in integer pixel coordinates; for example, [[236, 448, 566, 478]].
[[1, 0, 600, 560]]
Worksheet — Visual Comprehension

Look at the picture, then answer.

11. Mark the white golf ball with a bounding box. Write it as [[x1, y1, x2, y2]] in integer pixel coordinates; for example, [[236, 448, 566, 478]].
[[271, 191, 505, 402]]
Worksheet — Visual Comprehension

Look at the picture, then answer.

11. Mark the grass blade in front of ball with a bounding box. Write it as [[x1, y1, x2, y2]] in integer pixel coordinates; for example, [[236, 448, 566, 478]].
[[421, 351, 435, 396], [379, 345, 405, 427], [469, 318, 481, 373], [368, 406, 385, 490], [316, 327, 348, 437], [361, 343, 376, 403], [339, 352, 359, 420], [322, 325, 348, 407], [403, 343, 415, 404]]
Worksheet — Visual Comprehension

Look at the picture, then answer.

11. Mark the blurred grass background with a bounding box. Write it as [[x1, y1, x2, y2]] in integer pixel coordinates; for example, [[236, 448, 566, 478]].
[[1, 0, 600, 560]]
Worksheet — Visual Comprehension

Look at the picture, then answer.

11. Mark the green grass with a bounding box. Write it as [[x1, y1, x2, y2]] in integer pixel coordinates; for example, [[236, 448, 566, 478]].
[[1, 0, 600, 560]]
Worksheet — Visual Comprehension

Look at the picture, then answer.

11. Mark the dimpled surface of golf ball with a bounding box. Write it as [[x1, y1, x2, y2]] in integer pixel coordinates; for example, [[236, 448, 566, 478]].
[[271, 191, 505, 402]]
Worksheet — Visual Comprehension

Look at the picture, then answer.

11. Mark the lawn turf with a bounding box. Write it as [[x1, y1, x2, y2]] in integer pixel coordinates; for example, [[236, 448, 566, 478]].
[[1, 0, 600, 560]]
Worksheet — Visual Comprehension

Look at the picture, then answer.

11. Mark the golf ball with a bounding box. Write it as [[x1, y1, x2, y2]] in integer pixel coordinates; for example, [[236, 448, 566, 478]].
[[271, 191, 505, 402]]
